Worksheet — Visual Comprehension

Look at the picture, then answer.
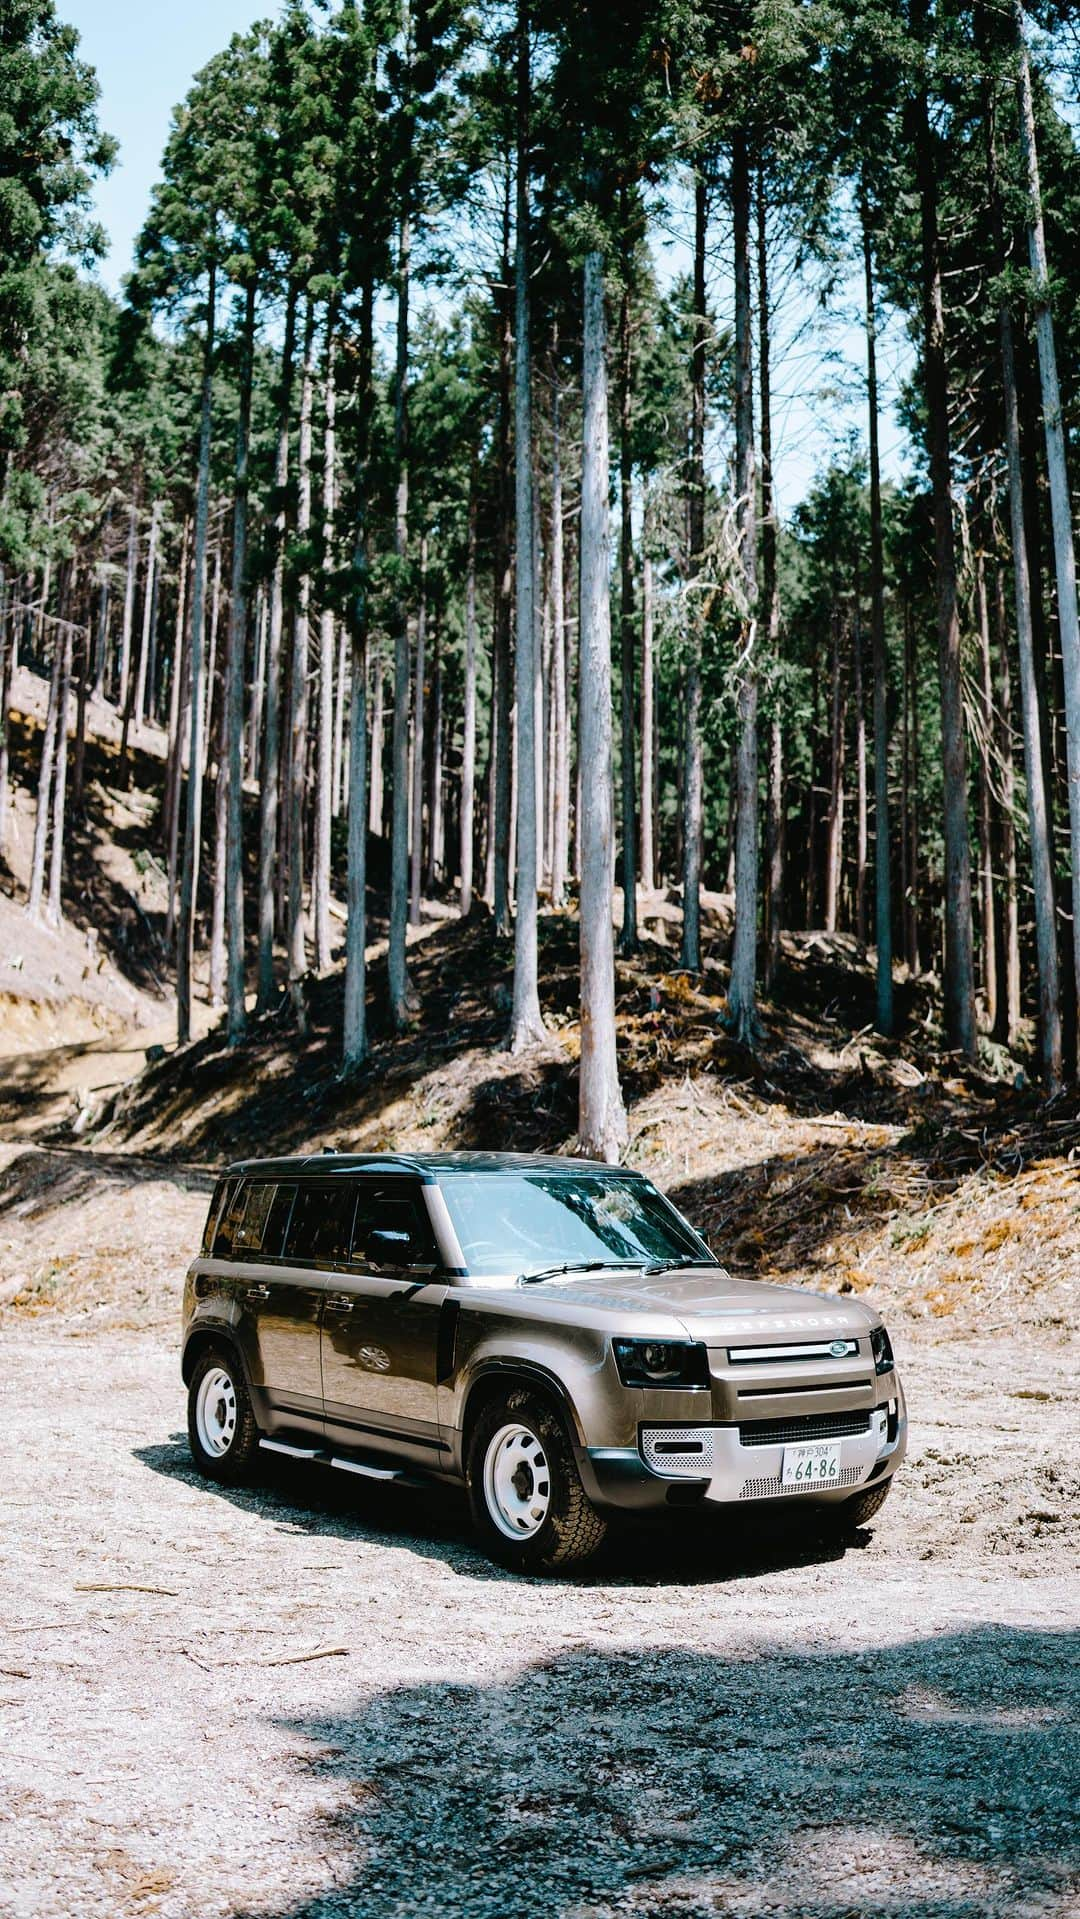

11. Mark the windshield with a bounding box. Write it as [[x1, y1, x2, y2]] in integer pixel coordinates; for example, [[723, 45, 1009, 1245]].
[[437, 1171, 715, 1278]]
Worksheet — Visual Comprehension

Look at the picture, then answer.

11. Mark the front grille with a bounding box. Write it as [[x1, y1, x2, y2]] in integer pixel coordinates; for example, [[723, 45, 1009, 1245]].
[[739, 1410, 871, 1448], [741, 1466, 864, 1500]]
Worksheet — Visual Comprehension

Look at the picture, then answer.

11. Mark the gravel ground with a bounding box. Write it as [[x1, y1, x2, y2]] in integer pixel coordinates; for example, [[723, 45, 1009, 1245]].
[[0, 1161, 1078, 1919]]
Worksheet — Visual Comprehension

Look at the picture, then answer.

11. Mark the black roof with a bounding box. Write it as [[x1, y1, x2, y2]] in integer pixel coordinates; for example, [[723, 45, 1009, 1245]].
[[224, 1150, 635, 1180]]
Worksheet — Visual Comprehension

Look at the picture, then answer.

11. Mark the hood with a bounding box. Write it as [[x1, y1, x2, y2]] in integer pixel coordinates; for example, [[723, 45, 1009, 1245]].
[[517, 1265, 876, 1341]]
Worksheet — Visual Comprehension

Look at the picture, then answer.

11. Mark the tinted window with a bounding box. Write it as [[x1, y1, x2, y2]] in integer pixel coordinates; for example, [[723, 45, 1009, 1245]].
[[352, 1186, 437, 1269], [233, 1182, 276, 1253], [201, 1180, 227, 1255], [438, 1172, 714, 1277], [212, 1178, 246, 1257], [262, 1183, 297, 1259], [283, 1181, 359, 1266]]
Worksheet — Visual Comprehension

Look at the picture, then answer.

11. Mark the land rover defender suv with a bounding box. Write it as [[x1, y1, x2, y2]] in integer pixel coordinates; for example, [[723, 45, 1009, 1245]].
[[182, 1151, 907, 1572]]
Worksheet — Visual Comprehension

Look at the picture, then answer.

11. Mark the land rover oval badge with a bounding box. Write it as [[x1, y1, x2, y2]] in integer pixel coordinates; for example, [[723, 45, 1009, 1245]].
[[830, 1340, 850, 1357]]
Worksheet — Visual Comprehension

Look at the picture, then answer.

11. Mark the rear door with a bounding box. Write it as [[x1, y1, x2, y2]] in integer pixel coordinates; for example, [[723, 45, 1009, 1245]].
[[223, 1177, 328, 1437], [320, 1179, 448, 1465]]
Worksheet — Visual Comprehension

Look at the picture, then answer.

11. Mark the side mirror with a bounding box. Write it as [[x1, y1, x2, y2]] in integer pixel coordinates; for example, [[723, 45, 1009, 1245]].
[[367, 1227, 413, 1268]]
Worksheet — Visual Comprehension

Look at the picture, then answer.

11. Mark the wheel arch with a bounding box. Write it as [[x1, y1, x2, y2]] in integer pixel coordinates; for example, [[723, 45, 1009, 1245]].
[[182, 1323, 248, 1388], [461, 1360, 586, 1454]]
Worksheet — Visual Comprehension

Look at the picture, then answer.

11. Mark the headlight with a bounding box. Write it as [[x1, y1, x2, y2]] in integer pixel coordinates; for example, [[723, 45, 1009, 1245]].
[[612, 1338, 709, 1388], [871, 1326, 894, 1376]]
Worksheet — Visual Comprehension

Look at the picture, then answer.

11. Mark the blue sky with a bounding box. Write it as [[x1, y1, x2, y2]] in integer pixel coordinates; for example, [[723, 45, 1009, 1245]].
[[67, 0, 911, 512], [68, 0, 261, 294]]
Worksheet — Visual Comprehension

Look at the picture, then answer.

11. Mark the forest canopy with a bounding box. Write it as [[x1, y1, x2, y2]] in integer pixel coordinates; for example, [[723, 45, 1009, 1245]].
[[5, 0, 1080, 1154]]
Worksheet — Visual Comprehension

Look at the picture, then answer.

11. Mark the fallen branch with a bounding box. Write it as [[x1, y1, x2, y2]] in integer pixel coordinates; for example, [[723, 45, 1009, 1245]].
[[263, 1645, 350, 1668], [74, 1582, 179, 1597]]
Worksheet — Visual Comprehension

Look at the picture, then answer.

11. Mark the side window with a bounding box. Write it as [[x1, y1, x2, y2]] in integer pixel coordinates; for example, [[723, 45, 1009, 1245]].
[[201, 1179, 227, 1255], [283, 1181, 359, 1266], [262, 1183, 297, 1259], [233, 1182, 276, 1255], [352, 1186, 437, 1270], [213, 1179, 248, 1257]]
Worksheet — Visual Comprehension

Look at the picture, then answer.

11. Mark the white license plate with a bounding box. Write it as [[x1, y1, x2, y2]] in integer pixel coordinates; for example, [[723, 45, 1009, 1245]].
[[782, 1440, 842, 1489]]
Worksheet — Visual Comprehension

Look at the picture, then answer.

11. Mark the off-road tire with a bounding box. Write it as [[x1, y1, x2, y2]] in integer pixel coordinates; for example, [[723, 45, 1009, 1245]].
[[187, 1344, 261, 1485], [467, 1386, 607, 1575], [823, 1477, 892, 1535]]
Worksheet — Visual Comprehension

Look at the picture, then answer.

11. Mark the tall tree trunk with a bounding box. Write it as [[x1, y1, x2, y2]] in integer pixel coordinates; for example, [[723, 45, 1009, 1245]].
[[974, 548, 998, 1031], [824, 610, 847, 933], [578, 250, 627, 1162], [72, 614, 89, 814], [727, 128, 760, 1039], [550, 335, 569, 908], [287, 300, 317, 1030], [409, 534, 428, 927], [134, 501, 160, 730], [640, 532, 655, 894], [27, 625, 62, 917], [93, 505, 110, 696], [994, 566, 1021, 1042], [1013, 0, 1080, 1046], [681, 171, 707, 972], [999, 301, 1060, 1077], [460, 465, 478, 916], [332, 619, 348, 819], [910, 0, 977, 1057], [617, 267, 637, 952], [256, 282, 297, 1013], [427, 623, 443, 889], [177, 258, 217, 1046], [224, 278, 255, 1046], [388, 187, 414, 1025], [863, 209, 894, 1031], [248, 585, 265, 783], [164, 521, 191, 943], [314, 308, 337, 977], [45, 621, 72, 926], [491, 163, 514, 936], [511, 7, 546, 1050], [118, 499, 138, 714], [904, 598, 921, 971], [343, 278, 374, 1072], [209, 688, 228, 1009], [369, 650, 384, 836], [853, 601, 868, 944], [758, 175, 783, 990]]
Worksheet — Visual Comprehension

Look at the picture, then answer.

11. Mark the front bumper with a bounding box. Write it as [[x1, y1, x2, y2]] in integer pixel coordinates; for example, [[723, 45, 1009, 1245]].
[[582, 1394, 907, 1514]]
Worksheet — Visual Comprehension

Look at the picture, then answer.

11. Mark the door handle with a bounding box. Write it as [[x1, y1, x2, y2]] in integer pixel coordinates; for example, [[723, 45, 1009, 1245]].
[[244, 1284, 270, 1301], [323, 1294, 355, 1315]]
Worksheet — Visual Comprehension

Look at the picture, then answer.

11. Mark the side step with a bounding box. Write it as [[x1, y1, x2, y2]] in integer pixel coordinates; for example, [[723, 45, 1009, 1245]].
[[259, 1437, 422, 1486]]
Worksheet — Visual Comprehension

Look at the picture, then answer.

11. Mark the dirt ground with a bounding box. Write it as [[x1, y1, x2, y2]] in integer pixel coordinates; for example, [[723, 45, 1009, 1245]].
[[0, 1146, 1076, 1919]]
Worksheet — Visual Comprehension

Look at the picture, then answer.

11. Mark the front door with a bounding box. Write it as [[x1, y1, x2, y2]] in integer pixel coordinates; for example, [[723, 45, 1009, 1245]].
[[320, 1179, 447, 1465]]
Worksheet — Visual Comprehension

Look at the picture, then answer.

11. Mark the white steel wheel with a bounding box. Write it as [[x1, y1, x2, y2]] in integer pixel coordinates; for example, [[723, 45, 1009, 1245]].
[[194, 1365, 238, 1459], [483, 1421, 552, 1541]]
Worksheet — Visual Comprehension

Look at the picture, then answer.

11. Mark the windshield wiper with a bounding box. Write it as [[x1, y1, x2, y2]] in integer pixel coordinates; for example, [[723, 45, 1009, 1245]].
[[641, 1258, 720, 1275], [518, 1260, 641, 1286]]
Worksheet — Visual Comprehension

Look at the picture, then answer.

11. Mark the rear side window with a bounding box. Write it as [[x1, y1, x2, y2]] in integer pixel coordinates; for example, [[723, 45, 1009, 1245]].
[[283, 1181, 359, 1266], [201, 1180, 228, 1255], [212, 1180, 297, 1260], [233, 1182, 276, 1253], [212, 1178, 247, 1257]]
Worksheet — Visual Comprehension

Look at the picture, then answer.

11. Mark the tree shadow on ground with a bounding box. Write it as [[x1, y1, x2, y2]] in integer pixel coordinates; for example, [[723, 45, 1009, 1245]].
[[0, 1143, 213, 1223], [133, 1434, 873, 1590], [241, 1626, 1078, 1919]]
